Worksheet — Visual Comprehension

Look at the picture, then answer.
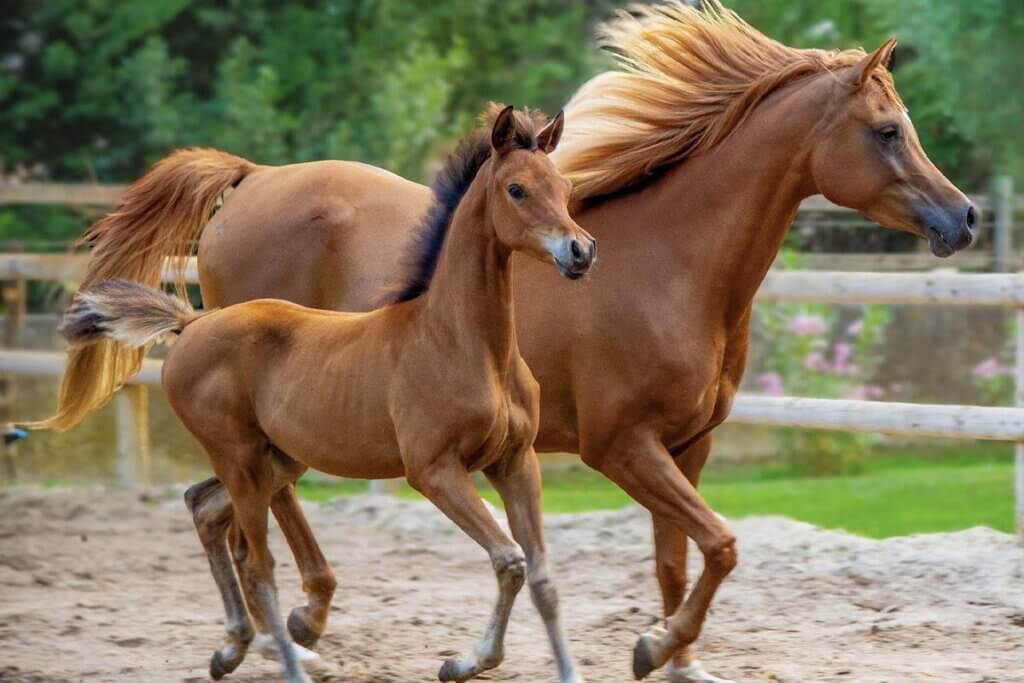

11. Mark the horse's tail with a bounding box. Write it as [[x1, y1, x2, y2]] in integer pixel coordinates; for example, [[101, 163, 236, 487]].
[[60, 279, 204, 349], [29, 148, 254, 431]]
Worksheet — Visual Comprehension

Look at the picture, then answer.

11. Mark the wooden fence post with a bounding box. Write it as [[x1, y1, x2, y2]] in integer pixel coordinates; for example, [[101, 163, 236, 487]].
[[993, 176, 1013, 273], [2, 243, 26, 347], [116, 384, 151, 487]]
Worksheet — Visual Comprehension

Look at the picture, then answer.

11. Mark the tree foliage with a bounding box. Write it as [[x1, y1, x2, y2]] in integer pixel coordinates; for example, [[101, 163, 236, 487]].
[[0, 0, 1018, 244], [0, 0, 596, 182]]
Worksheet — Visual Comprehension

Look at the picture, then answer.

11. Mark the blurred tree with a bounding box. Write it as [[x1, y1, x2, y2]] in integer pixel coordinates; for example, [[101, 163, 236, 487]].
[[0, 0, 1018, 247], [885, 0, 1024, 184], [0, 0, 596, 183]]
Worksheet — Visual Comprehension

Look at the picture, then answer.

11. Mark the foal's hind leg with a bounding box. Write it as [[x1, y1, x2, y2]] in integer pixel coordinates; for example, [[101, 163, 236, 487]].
[[486, 448, 584, 683], [187, 432, 312, 683], [270, 483, 337, 648], [184, 477, 254, 680], [406, 458, 527, 683]]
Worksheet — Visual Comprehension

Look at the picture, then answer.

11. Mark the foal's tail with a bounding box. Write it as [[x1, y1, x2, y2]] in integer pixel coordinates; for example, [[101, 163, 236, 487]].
[[60, 280, 204, 350], [29, 148, 254, 431]]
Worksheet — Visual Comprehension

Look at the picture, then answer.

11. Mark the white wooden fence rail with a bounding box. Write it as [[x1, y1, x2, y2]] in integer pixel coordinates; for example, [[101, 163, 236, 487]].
[[2, 261, 1023, 532]]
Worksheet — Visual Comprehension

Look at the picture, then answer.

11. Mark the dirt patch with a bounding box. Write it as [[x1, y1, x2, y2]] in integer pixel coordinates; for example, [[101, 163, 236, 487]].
[[0, 487, 1021, 682]]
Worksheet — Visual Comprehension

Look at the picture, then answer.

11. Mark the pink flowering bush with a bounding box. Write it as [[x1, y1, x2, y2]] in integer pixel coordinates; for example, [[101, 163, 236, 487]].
[[755, 300, 892, 475], [971, 356, 1014, 405]]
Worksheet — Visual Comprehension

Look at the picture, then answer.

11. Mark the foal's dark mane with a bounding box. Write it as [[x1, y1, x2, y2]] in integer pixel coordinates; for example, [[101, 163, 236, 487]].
[[388, 105, 546, 304]]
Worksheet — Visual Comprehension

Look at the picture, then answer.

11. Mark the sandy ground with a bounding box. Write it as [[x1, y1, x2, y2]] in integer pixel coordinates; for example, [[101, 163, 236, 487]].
[[0, 487, 1022, 683]]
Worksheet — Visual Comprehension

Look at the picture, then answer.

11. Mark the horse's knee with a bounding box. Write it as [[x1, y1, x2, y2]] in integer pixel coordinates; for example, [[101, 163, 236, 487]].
[[704, 534, 737, 577], [185, 477, 223, 513], [491, 546, 527, 593]]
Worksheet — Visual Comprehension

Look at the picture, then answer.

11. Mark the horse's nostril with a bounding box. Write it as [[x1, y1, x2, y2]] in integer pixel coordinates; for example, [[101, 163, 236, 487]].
[[570, 240, 583, 261], [965, 205, 977, 230]]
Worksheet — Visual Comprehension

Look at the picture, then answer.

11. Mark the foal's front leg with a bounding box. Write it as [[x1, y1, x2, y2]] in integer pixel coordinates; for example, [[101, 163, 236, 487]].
[[406, 457, 527, 683], [486, 447, 584, 683]]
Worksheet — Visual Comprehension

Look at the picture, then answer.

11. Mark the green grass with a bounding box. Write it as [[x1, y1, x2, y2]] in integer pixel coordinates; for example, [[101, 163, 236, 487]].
[[296, 444, 1015, 538]]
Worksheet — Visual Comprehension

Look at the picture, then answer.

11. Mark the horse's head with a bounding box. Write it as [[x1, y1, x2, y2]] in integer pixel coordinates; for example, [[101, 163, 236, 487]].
[[810, 40, 975, 257], [487, 106, 596, 279]]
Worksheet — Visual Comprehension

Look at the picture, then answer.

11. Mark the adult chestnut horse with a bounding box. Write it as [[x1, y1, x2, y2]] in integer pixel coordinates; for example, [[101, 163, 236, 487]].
[[37, 3, 975, 681], [59, 107, 593, 683]]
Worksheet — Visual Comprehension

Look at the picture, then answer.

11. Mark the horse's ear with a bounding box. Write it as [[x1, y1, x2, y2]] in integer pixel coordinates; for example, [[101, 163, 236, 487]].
[[850, 38, 898, 90], [537, 110, 565, 153], [491, 105, 516, 154]]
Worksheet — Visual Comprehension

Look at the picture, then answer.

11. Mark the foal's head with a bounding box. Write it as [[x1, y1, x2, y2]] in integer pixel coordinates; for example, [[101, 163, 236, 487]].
[[810, 40, 975, 257], [486, 106, 596, 279]]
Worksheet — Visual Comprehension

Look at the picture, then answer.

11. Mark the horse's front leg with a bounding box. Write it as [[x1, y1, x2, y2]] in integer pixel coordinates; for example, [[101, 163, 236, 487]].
[[653, 435, 736, 683], [581, 430, 737, 681], [405, 456, 527, 683], [485, 447, 584, 683]]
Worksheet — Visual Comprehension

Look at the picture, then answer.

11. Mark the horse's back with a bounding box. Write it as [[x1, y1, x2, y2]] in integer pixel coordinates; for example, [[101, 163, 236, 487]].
[[197, 160, 432, 313]]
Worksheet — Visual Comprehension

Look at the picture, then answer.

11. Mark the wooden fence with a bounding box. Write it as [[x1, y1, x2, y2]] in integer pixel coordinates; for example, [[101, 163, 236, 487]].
[[1, 179, 1020, 271], [0, 260, 1023, 531]]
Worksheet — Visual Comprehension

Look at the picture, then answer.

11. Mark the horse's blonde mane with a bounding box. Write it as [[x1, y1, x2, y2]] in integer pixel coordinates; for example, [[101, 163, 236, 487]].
[[553, 0, 903, 199]]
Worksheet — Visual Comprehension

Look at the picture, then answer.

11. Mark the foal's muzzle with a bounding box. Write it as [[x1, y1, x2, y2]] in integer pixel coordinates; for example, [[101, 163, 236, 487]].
[[554, 237, 597, 280]]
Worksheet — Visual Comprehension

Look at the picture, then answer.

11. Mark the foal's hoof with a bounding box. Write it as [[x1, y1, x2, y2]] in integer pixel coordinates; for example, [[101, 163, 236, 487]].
[[631, 632, 664, 680], [287, 607, 322, 649], [209, 649, 241, 681], [438, 658, 461, 682], [438, 657, 481, 683]]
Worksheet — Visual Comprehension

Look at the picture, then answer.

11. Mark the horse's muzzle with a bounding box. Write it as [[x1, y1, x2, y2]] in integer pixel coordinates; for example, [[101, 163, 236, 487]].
[[921, 202, 976, 257]]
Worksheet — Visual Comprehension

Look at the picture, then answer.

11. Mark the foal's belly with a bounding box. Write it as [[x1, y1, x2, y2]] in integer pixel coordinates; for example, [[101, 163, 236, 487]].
[[263, 417, 407, 480]]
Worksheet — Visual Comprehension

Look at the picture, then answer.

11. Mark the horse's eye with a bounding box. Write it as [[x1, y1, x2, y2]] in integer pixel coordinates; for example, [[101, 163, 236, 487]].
[[876, 125, 900, 143], [507, 184, 526, 200]]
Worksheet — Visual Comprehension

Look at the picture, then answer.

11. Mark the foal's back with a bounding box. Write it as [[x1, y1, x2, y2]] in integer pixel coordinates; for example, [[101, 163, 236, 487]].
[[162, 298, 413, 479]]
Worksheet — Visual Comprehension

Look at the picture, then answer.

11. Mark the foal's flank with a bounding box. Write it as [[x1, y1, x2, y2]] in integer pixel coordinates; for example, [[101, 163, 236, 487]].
[[60, 105, 593, 683]]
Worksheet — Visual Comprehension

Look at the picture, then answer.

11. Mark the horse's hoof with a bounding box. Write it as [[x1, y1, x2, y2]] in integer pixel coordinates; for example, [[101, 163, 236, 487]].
[[287, 608, 321, 649], [209, 650, 239, 681], [632, 633, 659, 680]]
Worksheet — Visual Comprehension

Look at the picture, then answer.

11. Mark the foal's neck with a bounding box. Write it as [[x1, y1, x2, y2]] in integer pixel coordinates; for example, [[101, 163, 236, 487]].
[[422, 178, 518, 370]]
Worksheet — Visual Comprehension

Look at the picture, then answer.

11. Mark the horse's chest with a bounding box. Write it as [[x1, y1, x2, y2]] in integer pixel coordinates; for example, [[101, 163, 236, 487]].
[[660, 334, 745, 449]]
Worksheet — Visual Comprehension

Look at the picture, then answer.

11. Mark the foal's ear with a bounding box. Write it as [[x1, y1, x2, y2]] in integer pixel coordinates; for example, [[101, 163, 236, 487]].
[[537, 110, 565, 153], [850, 38, 898, 90], [491, 105, 517, 154]]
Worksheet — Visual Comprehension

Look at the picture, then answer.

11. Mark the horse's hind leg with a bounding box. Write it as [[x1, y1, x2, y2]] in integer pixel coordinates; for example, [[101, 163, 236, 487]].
[[406, 458, 526, 683], [485, 448, 583, 683], [270, 483, 336, 648], [184, 477, 254, 680]]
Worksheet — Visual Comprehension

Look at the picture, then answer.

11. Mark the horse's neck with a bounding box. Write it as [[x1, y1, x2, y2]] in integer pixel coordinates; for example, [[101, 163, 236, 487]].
[[628, 78, 825, 326], [422, 182, 517, 370]]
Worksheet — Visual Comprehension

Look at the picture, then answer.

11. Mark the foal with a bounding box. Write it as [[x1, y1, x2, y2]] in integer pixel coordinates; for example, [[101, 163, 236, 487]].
[[61, 106, 595, 683]]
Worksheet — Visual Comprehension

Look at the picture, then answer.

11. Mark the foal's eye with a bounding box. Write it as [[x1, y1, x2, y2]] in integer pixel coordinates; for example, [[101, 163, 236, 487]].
[[876, 125, 900, 144], [507, 184, 526, 200]]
